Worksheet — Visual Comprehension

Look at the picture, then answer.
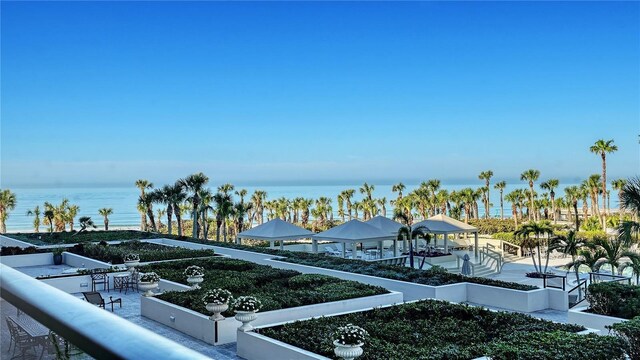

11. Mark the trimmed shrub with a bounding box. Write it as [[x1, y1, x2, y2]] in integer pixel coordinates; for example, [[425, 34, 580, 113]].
[[587, 282, 640, 319], [468, 219, 516, 234], [608, 316, 640, 359], [6, 230, 160, 245], [67, 240, 215, 264]]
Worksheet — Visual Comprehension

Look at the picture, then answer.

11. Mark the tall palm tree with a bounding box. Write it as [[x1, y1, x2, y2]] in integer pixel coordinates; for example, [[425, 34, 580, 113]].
[[425, 179, 441, 216], [180, 172, 209, 238], [43, 208, 54, 233], [0, 189, 17, 233], [619, 254, 640, 284], [378, 197, 388, 217], [26, 206, 41, 233], [611, 179, 627, 220], [66, 205, 79, 232], [299, 198, 313, 227], [514, 220, 554, 274], [459, 188, 475, 224], [218, 183, 235, 195], [590, 139, 618, 213], [619, 176, 640, 217], [341, 189, 355, 220], [392, 183, 405, 204], [198, 189, 214, 239], [250, 190, 267, 225], [337, 195, 345, 221], [135, 179, 153, 231], [98, 208, 113, 231], [589, 237, 633, 276], [494, 181, 506, 220], [232, 202, 253, 237], [479, 170, 494, 218], [520, 169, 540, 221], [564, 185, 581, 230], [555, 230, 585, 283], [139, 191, 158, 232], [235, 189, 248, 204], [213, 192, 233, 242], [584, 174, 603, 227], [360, 183, 375, 217], [540, 179, 559, 223]]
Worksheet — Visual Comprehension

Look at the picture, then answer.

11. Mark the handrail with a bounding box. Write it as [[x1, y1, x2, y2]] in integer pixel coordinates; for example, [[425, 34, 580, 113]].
[[0, 264, 211, 360], [567, 279, 588, 308], [479, 249, 502, 273], [589, 272, 632, 285], [500, 240, 522, 257], [542, 273, 566, 291]]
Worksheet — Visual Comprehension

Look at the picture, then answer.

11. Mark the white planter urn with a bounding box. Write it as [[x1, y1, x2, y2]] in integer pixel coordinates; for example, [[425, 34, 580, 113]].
[[333, 340, 363, 360], [124, 260, 140, 272], [187, 276, 204, 289], [138, 281, 159, 297], [206, 303, 228, 321], [234, 311, 258, 332]]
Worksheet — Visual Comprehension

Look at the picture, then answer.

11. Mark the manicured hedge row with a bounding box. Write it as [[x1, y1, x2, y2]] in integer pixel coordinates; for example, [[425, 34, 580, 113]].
[[145, 258, 388, 314], [67, 241, 216, 264], [608, 316, 640, 359], [0, 246, 52, 256], [260, 300, 625, 360], [6, 230, 161, 245], [587, 282, 640, 319]]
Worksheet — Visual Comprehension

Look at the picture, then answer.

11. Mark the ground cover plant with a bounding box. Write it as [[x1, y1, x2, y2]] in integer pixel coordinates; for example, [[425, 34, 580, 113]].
[[67, 240, 216, 264], [260, 300, 625, 360], [145, 257, 388, 314], [586, 282, 640, 319], [5, 230, 161, 245]]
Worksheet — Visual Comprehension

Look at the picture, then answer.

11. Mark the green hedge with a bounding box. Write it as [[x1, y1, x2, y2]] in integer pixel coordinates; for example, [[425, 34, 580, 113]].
[[608, 316, 640, 360], [5, 230, 161, 245], [587, 282, 640, 319], [67, 241, 216, 264], [145, 258, 388, 314], [468, 219, 516, 234], [259, 300, 623, 360]]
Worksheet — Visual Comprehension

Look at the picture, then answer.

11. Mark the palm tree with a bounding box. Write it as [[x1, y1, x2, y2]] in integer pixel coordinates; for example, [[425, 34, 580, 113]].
[[218, 183, 235, 195], [611, 179, 627, 220], [540, 179, 559, 223], [478, 170, 494, 218], [392, 183, 405, 203], [378, 197, 388, 217], [341, 189, 355, 220], [180, 172, 209, 238], [213, 192, 233, 242], [139, 191, 158, 232], [555, 230, 585, 283], [584, 174, 603, 227], [514, 221, 554, 274], [235, 189, 248, 204], [66, 205, 79, 232], [359, 183, 375, 218], [619, 254, 640, 284], [75, 216, 96, 235], [156, 208, 166, 229], [590, 139, 618, 213], [250, 190, 267, 225], [564, 185, 581, 230], [493, 181, 506, 220], [590, 237, 632, 276], [337, 195, 345, 222], [299, 198, 313, 227], [135, 179, 153, 231], [98, 208, 113, 231], [0, 189, 17, 233], [619, 176, 640, 218], [26, 206, 41, 233], [459, 188, 475, 224], [198, 189, 214, 239], [520, 169, 540, 221], [43, 208, 54, 233], [426, 179, 441, 216], [504, 191, 519, 229], [232, 202, 253, 236]]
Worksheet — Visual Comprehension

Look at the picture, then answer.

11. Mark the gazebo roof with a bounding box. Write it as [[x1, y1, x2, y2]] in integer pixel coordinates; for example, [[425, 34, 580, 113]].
[[237, 218, 314, 241], [366, 216, 404, 235], [412, 214, 478, 234], [312, 219, 395, 242]]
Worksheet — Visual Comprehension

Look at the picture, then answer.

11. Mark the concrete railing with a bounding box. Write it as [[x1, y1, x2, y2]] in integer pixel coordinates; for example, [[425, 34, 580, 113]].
[[0, 264, 210, 360]]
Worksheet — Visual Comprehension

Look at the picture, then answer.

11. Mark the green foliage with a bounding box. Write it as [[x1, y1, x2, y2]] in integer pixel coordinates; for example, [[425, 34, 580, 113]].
[[581, 216, 603, 231], [608, 316, 640, 360], [468, 219, 516, 234], [260, 300, 596, 360], [0, 246, 44, 256], [587, 282, 640, 319], [68, 240, 215, 264], [148, 258, 388, 315], [6, 230, 161, 245], [493, 232, 516, 241]]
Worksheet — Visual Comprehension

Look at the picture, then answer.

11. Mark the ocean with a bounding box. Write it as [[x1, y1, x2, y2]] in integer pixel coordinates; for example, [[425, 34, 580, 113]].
[[4, 182, 606, 232]]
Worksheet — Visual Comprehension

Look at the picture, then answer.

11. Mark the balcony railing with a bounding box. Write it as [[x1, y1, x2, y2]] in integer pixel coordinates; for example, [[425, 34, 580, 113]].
[[0, 264, 211, 360]]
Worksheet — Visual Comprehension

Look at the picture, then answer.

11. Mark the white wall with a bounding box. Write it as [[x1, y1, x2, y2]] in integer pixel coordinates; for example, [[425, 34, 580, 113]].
[[567, 307, 628, 334], [237, 331, 329, 360], [63, 252, 114, 270], [0, 252, 53, 267], [141, 291, 403, 345], [0, 234, 35, 248]]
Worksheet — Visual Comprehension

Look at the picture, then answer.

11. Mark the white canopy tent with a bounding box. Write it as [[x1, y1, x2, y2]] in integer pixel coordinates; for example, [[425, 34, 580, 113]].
[[412, 214, 480, 257], [236, 218, 314, 250], [312, 219, 398, 258], [366, 216, 404, 235]]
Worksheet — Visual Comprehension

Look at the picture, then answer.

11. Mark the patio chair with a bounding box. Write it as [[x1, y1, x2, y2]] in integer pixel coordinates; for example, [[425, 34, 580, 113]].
[[82, 291, 122, 312], [324, 246, 341, 257], [334, 243, 353, 256], [125, 270, 139, 294], [90, 269, 110, 292], [6, 317, 37, 358]]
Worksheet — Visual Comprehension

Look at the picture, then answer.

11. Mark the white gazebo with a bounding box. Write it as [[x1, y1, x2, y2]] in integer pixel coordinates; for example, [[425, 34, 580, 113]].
[[366, 215, 404, 236], [412, 214, 480, 257], [236, 218, 314, 250], [312, 219, 398, 258]]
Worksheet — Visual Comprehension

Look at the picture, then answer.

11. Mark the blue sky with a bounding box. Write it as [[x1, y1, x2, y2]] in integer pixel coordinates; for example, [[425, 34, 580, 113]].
[[2, 1, 639, 187]]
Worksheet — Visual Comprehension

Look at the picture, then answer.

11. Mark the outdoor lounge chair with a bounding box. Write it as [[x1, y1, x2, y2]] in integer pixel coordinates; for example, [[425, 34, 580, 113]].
[[82, 291, 122, 312], [324, 246, 341, 256]]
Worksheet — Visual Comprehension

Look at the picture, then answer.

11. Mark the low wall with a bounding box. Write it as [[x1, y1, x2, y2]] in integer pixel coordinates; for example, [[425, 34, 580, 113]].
[[568, 307, 627, 334], [141, 291, 403, 345], [423, 254, 457, 265], [0, 252, 53, 267], [237, 331, 329, 360], [63, 252, 113, 270], [0, 234, 35, 248]]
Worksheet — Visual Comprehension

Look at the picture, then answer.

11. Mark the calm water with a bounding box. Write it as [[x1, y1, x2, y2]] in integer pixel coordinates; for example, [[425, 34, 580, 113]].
[[5, 183, 602, 232]]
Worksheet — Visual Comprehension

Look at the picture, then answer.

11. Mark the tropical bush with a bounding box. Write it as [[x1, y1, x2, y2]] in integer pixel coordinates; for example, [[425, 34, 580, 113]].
[[67, 241, 215, 264], [492, 232, 516, 242], [6, 230, 161, 245], [259, 300, 621, 360], [468, 219, 516, 234], [608, 316, 640, 360], [0, 246, 45, 256], [147, 258, 388, 315], [586, 282, 640, 319]]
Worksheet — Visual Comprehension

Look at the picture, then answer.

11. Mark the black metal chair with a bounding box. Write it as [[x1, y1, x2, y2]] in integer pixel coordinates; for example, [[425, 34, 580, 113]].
[[90, 269, 109, 292], [6, 317, 37, 358], [82, 291, 122, 312], [125, 270, 139, 294]]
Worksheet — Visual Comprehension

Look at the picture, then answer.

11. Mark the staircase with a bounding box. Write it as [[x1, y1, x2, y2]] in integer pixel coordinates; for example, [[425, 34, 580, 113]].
[[503, 253, 525, 264]]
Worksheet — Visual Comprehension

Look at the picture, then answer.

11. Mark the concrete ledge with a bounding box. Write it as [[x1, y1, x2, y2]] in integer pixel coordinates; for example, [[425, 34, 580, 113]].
[[141, 291, 403, 345], [568, 307, 628, 334], [0, 252, 54, 267], [237, 331, 329, 360], [0, 234, 36, 248]]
